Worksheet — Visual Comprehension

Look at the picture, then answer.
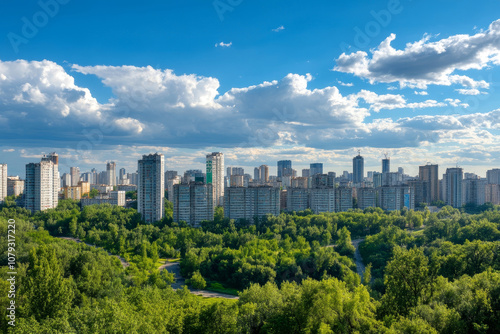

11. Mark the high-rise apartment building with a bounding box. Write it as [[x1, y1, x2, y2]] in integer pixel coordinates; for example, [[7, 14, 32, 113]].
[[462, 178, 487, 206], [310, 188, 335, 214], [286, 188, 309, 212], [206, 152, 224, 207], [486, 169, 500, 184], [353, 153, 364, 184], [61, 173, 71, 188], [445, 167, 463, 208], [335, 187, 353, 212], [382, 172, 403, 186], [382, 157, 390, 174], [277, 160, 292, 178], [259, 165, 269, 183], [173, 182, 214, 226], [230, 175, 245, 187], [138, 154, 164, 223], [24, 153, 59, 212], [310, 163, 323, 176], [0, 164, 7, 202], [7, 176, 24, 197], [379, 186, 414, 211], [419, 164, 439, 203], [357, 187, 376, 210], [224, 186, 280, 220], [107, 162, 117, 186], [254, 167, 260, 181], [70, 167, 80, 186], [119, 168, 126, 181], [166, 176, 181, 202]]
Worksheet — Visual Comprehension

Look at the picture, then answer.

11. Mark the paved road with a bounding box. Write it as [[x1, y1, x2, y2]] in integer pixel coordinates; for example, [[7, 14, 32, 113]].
[[159, 261, 239, 299]]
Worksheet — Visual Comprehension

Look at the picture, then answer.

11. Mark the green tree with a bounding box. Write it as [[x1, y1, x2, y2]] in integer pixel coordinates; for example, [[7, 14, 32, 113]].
[[88, 188, 99, 199], [23, 245, 75, 320], [187, 271, 206, 289], [337, 226, 355, 257], [381, 247, 438, 317]]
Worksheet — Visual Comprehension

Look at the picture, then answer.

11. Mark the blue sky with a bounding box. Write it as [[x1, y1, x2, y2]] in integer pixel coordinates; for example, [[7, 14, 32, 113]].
[[1, 0, 500, 177]]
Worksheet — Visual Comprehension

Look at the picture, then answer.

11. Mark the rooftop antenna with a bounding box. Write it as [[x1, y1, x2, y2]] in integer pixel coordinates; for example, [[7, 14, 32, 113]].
[[384, 152, 389, 159], [358, 149, 361, 156]]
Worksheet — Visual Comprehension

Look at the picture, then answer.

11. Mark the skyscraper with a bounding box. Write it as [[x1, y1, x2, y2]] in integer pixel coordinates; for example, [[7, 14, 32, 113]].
[[445, 167, 463, 208], [259, 165, 269, 183], [24, 153, 59, 212], [70, 166, 80, 186], [107, 162, 117, 186], [254, 167, 260, 181], [206, 152, 224, 207], [353, 152, 364, 184], [382, 157, 390, 174], [119, 168, 126, 181], [486, 169, 500, 184], [0, 164, 7, 202], [277, 160, 292, 178], [138, 154, 164, 223], [419, 164, 439, 203], [310, 163, 323, 176], [61, 173, 71, 187]]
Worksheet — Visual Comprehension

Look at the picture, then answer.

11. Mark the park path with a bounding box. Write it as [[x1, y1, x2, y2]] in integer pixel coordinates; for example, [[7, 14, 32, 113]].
[[159, 261, 239, 299], [351, 238, 366, 279], [325, 238, 366, 279], [57, 236, 238, 299]]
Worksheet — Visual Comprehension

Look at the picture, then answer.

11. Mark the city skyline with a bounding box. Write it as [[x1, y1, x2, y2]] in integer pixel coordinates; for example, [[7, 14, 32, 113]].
[[4, 151, 500, 181], [2, 2, 500, 178]]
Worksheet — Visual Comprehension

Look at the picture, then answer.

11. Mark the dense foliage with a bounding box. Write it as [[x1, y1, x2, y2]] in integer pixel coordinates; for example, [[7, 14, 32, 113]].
[[0, 199, 499, 333]]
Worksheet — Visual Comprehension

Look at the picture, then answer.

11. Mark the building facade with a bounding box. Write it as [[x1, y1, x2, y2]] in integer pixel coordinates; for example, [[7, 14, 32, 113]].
[[206, 152, 224, 207], [70, 167, 80, 186], [173, 183, 214, 226], [24, 153, 60, 212], [0, 164, 7, 202], [310, 163, 323, 176], [138, 154, 164, 223], [224, 186, 280, 220], [81, 191, 126, 207], [419, 164, 439, 203], [382, 158, 390, 174], [277, 160, 292, 178], [107, 162, 117, 186], [357, 187, 376, 210], [445, 168, 463, 208], [353, 153, 364, 184], [7, 176, 24, 197]]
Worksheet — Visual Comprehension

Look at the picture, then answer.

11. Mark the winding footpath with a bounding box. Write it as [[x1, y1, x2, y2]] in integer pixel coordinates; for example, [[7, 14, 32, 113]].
[[325, 238, 366, 279], [57, 236, 238, 299], [351, 238, 366, 279]]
